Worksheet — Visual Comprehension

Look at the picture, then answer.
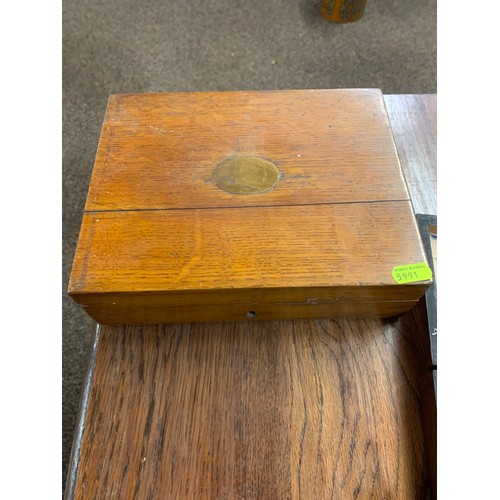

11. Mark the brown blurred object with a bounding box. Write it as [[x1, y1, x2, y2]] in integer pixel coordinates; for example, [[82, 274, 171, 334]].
[[320, 0, 367, 23]]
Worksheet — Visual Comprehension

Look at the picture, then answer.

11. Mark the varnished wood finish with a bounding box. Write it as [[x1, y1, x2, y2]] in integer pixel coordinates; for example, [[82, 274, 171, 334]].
[[65, 95, 437, 499], [84, 90, 409, 211], [384, 95, 437, 215], [69, 90, 431, 323], [73, 309, 433, 499], [72, 285, 427, 325], [75, 298, 419, 324], [71, 202, 424, 293]]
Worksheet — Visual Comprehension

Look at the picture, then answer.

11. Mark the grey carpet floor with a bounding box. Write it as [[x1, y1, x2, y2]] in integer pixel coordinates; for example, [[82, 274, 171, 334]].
[[62, 0, 436, 485]]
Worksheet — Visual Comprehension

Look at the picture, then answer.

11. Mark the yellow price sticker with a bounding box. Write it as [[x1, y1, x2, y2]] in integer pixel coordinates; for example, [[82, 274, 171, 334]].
[[392, 262, 433, 284]]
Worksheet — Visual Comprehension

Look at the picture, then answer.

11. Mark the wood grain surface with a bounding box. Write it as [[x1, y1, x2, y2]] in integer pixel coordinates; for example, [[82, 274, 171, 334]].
[[384, 95, 437, 216], [65, 94, 437, 499], [84, 90, 409, 211], [72, 305, 434, 499], [71, 298, 420, 325], [69, 90, 431, 323], [69, 201, 430, 322], [71, 201, 425, 293]]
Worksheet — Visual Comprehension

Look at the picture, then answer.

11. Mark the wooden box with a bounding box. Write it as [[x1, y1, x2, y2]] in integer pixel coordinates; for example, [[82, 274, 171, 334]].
[[68, 89, 432, 324]]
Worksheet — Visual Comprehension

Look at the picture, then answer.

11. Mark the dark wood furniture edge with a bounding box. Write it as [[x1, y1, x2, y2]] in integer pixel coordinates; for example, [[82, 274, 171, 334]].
[[416, 213, 438, 497], [416, 213, 437, 372], [64, 325, 101, 499]]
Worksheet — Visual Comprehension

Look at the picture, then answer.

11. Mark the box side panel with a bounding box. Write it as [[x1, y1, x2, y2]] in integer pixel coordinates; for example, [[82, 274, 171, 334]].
[[70, 283, 429, 309], [76, 299, 419, 324]]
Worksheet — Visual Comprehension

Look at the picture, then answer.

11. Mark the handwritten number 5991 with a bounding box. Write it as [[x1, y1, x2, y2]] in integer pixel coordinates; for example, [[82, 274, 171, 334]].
[[396, 271, 418, 281]]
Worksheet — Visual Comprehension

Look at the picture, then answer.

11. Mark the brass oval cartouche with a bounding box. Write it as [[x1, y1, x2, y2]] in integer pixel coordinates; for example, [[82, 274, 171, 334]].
[[214, 156, 280, 195]]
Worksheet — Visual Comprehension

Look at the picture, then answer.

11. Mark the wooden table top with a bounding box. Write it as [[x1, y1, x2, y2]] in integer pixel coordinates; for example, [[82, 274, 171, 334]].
[[65, 94, 437, 500]]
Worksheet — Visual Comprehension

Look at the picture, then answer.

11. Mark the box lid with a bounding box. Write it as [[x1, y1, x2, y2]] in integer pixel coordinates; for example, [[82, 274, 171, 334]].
[[69, 89, 430, 304]]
